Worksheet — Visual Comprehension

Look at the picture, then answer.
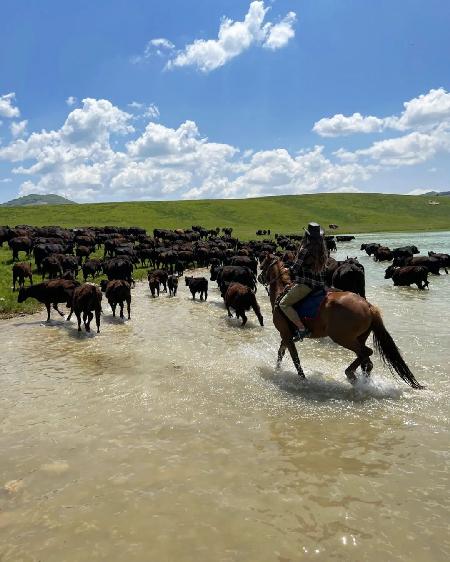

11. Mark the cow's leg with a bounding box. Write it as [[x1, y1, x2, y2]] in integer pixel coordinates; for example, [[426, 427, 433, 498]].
[[199, 290, 203, 301], [191, 290, 195, 300], [45, 302, 51, 322], [95, 308, 101, 333], [119, 302, 124, 319], [227, 306, 233, 318], [126, 298, 131, 319], [111, 302, 116, 317], [53, 303, 65, 317], [241, 311, 247, 326], [76, 312, 82, 332], [204, 290, 208, 301], [86, 311, 93, 332]]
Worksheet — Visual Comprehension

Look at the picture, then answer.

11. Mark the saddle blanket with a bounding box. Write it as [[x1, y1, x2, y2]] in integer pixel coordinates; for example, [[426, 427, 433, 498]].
[[293, 289, 327, 320]]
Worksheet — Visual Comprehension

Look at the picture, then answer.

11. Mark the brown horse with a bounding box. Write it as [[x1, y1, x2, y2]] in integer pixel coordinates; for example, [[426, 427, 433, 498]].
[[258, 256, 423, 389]]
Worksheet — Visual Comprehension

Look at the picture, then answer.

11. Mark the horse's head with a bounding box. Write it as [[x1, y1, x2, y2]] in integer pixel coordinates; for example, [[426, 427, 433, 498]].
[[257, 255, 277, 285], [258, 255, 291, 287]]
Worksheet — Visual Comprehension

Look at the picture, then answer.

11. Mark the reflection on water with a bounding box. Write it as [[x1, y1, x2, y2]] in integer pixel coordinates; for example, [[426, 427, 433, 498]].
[[1, 232, 449, 561]]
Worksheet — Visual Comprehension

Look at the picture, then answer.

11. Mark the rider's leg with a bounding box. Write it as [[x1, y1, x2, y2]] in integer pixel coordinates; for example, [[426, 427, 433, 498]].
[[278, 284, 311, 330]]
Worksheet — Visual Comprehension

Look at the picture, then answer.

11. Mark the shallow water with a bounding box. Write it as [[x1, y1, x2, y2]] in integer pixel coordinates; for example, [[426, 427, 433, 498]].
[[1, 232, 449, 561]]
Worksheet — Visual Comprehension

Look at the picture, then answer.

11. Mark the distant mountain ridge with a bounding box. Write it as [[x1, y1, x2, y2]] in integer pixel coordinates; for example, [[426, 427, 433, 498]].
[[425, 190, 450, 196], [1, 194, 76, 207]]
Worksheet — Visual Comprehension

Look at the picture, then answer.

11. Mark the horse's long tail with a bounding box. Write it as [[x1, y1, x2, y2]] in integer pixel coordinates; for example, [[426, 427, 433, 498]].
[[370, 306, 424, 389]]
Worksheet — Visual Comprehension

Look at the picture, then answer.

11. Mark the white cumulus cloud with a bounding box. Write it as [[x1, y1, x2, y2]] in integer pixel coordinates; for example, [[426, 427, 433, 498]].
[[313, 113, 385, 137], [0, 97, 371, 202], [10, 120, 28, 138], [0, 93, 20, 118], [314, 88, 450, 137], [166, 1, 296, 73], [263, 11, 297, 50], [132, 37, 175, 63]]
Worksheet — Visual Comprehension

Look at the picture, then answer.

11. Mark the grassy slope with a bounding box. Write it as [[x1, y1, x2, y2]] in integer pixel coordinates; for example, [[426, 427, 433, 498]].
[[0, 193, 449, 239], [1, 193, 449, 315]]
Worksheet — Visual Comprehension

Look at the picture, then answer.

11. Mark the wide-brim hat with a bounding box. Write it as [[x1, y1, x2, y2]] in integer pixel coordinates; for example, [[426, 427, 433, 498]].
[[304, 222, 324, 238]]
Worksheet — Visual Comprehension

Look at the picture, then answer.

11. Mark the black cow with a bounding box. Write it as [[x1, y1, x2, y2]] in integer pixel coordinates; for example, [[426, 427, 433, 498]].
[[361, 243, 381, 256], [17, 279, 80, 321], [168, 275, 179, 297], [332, 258, 365, 298], [392, 245, 420, 260], [336, 235, 355, 242], [103, 258, 134, 283], [385, 266, 429, 290], [185, 277, 208, 300], [41, 255, 63, 279], [393, 256, 441, 275], [230, 255, 258, 274], [82, 258, 103, 281], [8, 236, 32, 261], [215, 266, 257, 297], [428, 252, 449, 273], [373, 246, 393, 262]]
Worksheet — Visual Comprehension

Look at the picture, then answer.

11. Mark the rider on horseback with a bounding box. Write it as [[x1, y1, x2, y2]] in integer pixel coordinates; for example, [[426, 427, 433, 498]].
[[278, 222, 327, 341]]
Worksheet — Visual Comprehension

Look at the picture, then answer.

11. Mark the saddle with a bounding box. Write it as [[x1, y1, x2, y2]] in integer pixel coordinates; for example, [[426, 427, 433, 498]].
[[293, 288, 327, 320], [276, 287, 327, 321]]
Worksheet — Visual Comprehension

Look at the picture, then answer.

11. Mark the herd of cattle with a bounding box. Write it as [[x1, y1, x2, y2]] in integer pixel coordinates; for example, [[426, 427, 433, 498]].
[[0, 224, 448, 333]]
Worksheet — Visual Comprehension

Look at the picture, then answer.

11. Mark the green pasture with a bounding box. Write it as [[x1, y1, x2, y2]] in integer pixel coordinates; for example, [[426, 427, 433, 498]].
[[1, 193, 449, 316]]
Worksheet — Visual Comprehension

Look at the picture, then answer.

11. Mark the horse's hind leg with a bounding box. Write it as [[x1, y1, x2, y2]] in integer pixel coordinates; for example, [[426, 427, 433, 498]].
[[341, 337, 372, 383], [345, 356, 361, 384], [358, 332, 373, 377]]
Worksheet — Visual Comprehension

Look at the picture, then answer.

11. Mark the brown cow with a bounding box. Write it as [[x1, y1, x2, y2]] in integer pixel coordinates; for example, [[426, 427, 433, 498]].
[[12, 262, 33, 291], [148, 269, 168, 292], [224, 283, 264, 326], [148, 275, 160, 298], [100, 279, 131, 318], [68, 283, 102, 332]]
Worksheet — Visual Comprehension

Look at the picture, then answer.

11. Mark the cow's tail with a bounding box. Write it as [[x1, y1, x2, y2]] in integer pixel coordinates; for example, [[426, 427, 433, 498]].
[[370, 305, 424, 389]]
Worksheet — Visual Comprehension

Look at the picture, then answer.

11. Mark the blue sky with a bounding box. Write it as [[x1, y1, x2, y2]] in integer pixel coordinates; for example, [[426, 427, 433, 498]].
[[0, 0, 449, 202]]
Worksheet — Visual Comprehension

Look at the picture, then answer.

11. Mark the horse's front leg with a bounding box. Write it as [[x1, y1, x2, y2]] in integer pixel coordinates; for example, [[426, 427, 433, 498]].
[[276, 343, 286, 369], [287, 340, 305, 378]]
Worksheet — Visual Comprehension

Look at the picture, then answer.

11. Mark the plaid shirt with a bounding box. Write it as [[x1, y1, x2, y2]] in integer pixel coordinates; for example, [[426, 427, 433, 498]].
[[290, 248, 326, 290]]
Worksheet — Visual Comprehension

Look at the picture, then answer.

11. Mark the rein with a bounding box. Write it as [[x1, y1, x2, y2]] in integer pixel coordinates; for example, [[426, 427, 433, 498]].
[[261, 259, 289, 294]]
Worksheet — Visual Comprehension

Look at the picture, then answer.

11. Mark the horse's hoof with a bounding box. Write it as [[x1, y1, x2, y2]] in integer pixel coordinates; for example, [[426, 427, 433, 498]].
[[297, 370, 306, 379]]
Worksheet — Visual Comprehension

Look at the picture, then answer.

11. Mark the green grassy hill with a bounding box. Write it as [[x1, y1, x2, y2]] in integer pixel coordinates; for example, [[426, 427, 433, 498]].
[[0, 193, 449, 240]]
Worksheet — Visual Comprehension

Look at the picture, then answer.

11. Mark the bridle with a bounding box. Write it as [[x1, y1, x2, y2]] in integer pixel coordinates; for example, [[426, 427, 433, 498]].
[[258, 258, 286, 294]]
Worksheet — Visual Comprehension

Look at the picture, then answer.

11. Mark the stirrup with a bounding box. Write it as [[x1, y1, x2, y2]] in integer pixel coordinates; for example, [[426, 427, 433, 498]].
[[293, 327, 311, 342]]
